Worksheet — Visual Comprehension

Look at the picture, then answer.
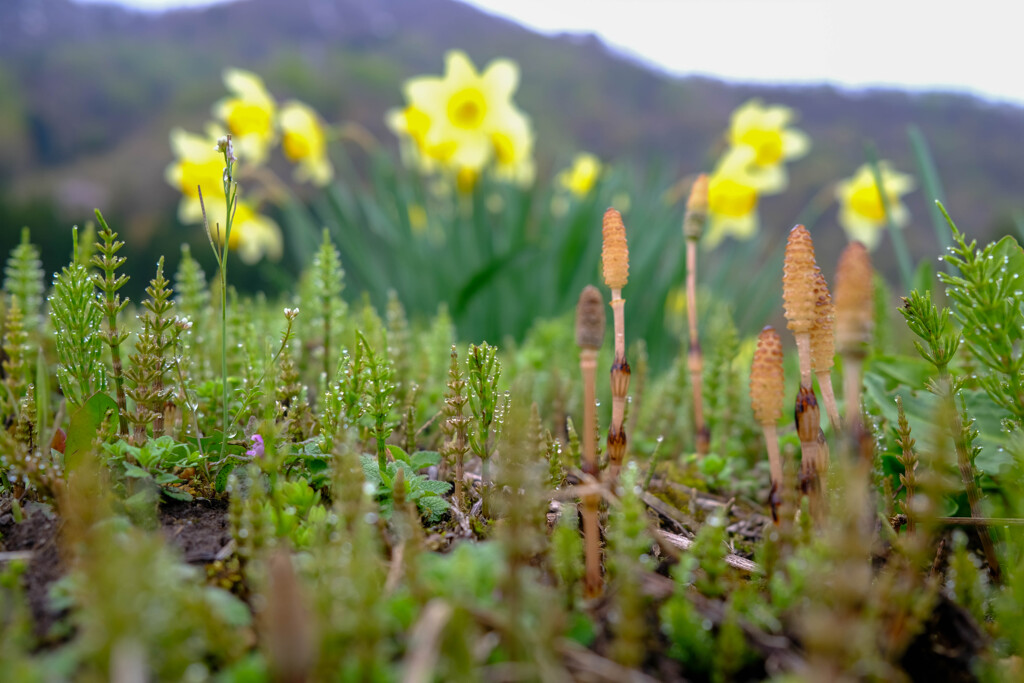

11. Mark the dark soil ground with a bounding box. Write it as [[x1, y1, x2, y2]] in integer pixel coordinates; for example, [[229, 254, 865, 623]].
[[0, 495, 231, 641]]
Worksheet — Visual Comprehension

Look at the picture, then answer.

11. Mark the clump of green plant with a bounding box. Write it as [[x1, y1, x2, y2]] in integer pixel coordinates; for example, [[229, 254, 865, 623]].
[[360, 444, 451, 521]]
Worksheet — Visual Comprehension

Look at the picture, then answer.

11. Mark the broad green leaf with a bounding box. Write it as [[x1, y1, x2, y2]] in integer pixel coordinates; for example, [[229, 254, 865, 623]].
[[409, 450, 442, 470], [65, 392, 118, 469], [122, 462, 152, 479]]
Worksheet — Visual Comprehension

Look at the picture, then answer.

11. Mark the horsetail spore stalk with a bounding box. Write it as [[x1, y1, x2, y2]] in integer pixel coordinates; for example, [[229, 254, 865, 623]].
[[795, 384, 826, 520], [783, 225, 829, 502], [601, 208, 630, 480], [783, 224, 819, 388], [683, 175, 710, 454], [834, 241, 874, 432], [576, 284, 605, 598], [810, 268, 840, 430], [750, 326, 784, 521]]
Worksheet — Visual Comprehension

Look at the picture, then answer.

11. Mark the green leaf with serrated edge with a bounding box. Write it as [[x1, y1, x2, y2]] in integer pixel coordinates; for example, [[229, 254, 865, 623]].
[[65, 392, 118, 469], [417, 479, 452, 495], [387, 444, 410, 463], [409, 450, 441, 469], [417, 495, 449, 522], [360, 454, 384, 485]]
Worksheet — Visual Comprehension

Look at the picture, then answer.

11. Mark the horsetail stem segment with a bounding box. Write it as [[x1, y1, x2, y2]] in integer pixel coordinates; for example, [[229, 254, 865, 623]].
[[750, 326, 785, 523], [601, 208, 631, 481], [576, 284, 606, 599], [810, 268, 840, 431], [834, 241, 874, 433], [683, 175, 710, 454], [795, 384, 826, 522]]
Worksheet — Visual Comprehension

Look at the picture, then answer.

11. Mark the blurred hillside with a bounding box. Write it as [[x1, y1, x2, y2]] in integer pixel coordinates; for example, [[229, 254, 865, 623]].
[[2, 0, 1023, 297]]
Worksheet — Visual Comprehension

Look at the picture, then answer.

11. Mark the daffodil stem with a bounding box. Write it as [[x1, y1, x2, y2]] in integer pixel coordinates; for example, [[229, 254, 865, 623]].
[[865, 143, 914, 292], [219, 145, 237, 460], [907, 126, 952, 263]]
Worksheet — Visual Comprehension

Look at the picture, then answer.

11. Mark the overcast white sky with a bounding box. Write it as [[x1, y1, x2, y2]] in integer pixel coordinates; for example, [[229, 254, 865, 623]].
[[74, 0, 1024, 107]]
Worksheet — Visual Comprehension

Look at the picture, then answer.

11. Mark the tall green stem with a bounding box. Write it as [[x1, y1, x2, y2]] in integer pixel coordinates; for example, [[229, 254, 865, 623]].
[[864, 142, 914, 292]]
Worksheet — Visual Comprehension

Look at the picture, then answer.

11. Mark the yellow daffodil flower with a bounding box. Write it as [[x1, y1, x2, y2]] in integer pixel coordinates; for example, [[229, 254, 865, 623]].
[[280, 100, 333, 187], [490, 107, 535, 186], [166, 127, 282, 264], [557, 153, 602, 197], [394, 50, 531, 179], [165, 126, 228, 224], [835, 162, 915, 250], [386, 106, 457, 171], [704, 146, 766, 249], [203, 199, 283, 265], [229, 202, 284, 264], [213, 68, 277, 164], [728, 99, 810, 194]]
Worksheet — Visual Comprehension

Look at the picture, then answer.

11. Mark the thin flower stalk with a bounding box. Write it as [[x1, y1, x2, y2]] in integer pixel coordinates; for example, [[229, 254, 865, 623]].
[[601, 208, 630, 480], [576, 285, 605, 598], [200, 134, 239, 458]]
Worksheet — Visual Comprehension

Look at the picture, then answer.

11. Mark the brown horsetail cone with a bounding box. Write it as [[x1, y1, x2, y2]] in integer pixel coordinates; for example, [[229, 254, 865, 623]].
[[834, 242, 874, 430], [683, 174, 710, 240], [809, 268, 835, 373], [783, 224, 819, 387], [783, 225, 819, 334], [750, 327, 785, 425], [601, 208, 629, 290], [751, 326, 785, 498], [834, 241, 875, 356], [576, 285, 606, 350]]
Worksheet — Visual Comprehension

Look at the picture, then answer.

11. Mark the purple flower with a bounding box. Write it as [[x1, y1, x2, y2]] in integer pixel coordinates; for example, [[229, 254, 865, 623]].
[[246, 434, 265, 459]]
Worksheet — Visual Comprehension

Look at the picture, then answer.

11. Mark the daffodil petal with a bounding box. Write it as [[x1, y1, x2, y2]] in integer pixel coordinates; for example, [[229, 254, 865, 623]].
[[782, 129, 811, 159], [703, 211, 758, 250], [840, 208, 885, 250], [223, 68, 273, 105], [482, 59, 519, 100], [445, 50, 478, 82]]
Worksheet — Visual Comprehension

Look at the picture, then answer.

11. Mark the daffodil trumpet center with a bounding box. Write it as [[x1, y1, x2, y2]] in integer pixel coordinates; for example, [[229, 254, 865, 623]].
[[709, 179, 758, 218], [282, 131, 312, 162], [447, 87, 487, 129], [739, 127, 784, 167], [849, 184, 889, 223], [226, 101, 273, 137]]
